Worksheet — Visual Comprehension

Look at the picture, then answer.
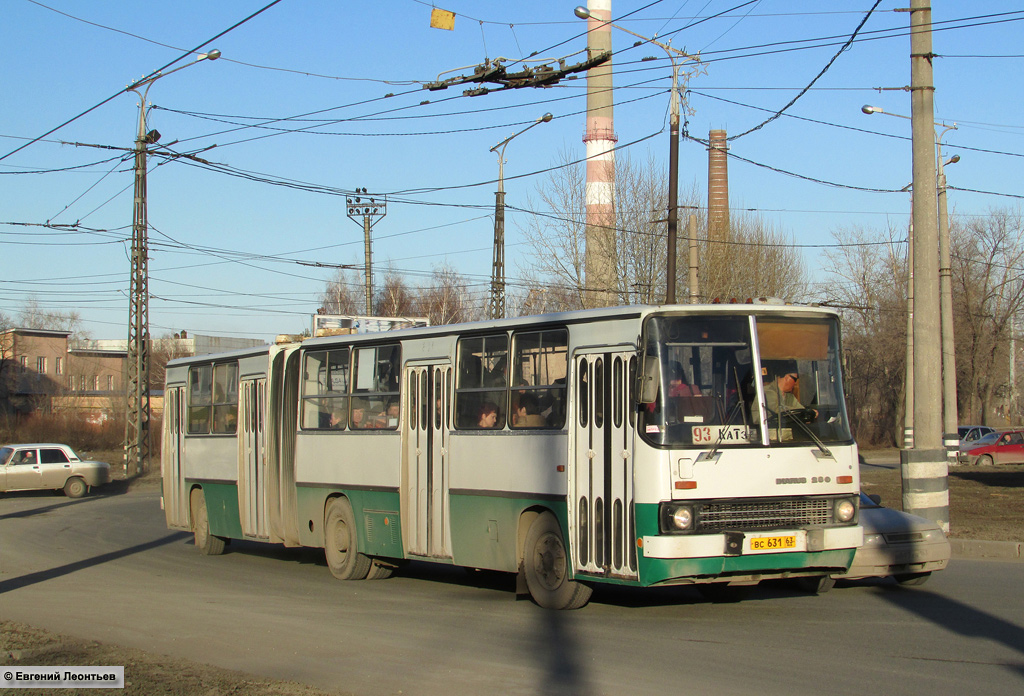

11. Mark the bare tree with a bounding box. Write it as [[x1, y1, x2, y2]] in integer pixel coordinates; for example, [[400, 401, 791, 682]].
[[150, 334, 195, 391], [952, 206, 1024, 424], [374, 267, 417, 317], [417, 263, 477, 326], [519, 148, 802, 309], [822, 224, 908, 445], [518, 147, 588, 310], [700, 211, 809, 303], [17, 297, 85, 335], [318, 268, 363, 315]]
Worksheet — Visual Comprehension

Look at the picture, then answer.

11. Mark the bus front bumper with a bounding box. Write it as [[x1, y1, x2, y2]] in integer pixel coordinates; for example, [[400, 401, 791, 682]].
[[637, 526, 862, 586]]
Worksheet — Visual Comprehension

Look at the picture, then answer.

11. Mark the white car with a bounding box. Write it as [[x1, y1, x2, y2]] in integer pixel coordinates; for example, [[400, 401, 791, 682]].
[[846, 492, 950, 584], [0, 443, 111, 498], [799, 493, 950, 592]]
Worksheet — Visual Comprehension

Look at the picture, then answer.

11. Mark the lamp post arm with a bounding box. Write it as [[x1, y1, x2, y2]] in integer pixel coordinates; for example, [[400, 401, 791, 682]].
[[128, 51, 221, 93]]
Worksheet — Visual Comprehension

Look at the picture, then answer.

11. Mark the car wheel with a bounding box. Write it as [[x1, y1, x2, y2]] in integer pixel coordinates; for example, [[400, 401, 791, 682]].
[[978, 454, 994, 467], [895, 572, 931, 586], [63, 477, 87, 499]]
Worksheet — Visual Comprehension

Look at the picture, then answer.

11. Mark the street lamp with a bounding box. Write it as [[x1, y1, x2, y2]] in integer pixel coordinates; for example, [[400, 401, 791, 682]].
[[124, 49, 220, 477], [488, 112, 553, 320], [574, 6, 700, 304], [863, 103, 960, 464]]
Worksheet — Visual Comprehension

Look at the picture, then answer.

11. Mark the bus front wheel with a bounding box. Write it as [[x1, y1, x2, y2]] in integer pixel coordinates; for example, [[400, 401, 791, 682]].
[[523, 512, 592, 610], [324, 497, 371, 580]]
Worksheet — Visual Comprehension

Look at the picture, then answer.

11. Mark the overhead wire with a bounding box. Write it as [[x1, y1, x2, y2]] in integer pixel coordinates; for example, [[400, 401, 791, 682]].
[[0, 0, 285, 163]]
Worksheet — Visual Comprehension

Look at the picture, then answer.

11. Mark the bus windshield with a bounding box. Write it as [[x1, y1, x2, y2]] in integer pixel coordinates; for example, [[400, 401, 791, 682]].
[[638, 315, 759, 448], [638, 313, 852, 448], [754, 316, 852, 445]]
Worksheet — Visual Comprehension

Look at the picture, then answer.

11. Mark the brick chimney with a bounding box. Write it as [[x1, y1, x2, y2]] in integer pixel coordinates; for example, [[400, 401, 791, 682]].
[[707, 129, 729, 242]]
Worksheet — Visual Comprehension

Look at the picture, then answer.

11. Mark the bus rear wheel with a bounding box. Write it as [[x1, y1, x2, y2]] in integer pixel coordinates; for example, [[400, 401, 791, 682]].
[[191, 489, 226, 556], [324, 497, 371, 580], [523, 512, 592, 610]]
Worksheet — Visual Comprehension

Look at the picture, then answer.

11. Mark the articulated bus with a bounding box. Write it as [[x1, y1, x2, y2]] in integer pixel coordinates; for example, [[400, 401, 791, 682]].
[[162, 304, 862, 609]]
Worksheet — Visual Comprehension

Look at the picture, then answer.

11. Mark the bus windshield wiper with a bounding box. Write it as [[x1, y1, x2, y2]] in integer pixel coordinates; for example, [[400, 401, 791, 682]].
[[705, 367, 751, 461], [778, 405, 832, 459]]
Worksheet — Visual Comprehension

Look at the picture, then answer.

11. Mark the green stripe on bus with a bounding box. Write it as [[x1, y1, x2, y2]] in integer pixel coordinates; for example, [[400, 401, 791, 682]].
[[449, 493, 568, 574], [295, 485, 404, 558], [638, 549, 856, 586], [200, 483, 244, 539]]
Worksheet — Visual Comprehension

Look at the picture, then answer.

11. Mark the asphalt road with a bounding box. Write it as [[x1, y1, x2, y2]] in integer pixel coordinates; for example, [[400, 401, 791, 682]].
[[1, 486, 1022, 696]]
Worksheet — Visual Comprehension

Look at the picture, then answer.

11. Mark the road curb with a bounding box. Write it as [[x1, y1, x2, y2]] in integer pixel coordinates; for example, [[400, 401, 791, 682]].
[[949, 538, 1023, 561]]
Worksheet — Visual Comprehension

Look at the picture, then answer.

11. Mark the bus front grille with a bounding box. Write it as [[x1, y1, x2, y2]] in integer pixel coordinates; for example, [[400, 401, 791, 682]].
[[698, 499, 832, 531]]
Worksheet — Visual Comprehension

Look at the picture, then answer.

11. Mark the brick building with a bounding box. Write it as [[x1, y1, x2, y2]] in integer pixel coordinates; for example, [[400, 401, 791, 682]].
[[0, 328, 263, 421]]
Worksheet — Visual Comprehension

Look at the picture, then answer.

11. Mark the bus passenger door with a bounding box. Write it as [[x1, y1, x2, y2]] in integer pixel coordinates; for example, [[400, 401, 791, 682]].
[[238, 378, 269, 539], [571, 351, 638, 580], [401, 363, 453, 559], [163, 386, 188, 529]]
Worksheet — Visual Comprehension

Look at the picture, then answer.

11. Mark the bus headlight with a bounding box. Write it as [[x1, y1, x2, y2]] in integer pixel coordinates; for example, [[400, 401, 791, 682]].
[[661, 504, 694, 532], [834, 498, 856, 523]]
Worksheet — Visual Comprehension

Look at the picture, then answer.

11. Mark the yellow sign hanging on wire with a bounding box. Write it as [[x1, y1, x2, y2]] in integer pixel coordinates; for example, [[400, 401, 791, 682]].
[[430, 8, 455, 31]]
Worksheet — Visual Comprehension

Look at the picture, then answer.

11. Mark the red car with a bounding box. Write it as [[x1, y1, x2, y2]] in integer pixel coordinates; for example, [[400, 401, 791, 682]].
[[967, 429, 1024, 465]]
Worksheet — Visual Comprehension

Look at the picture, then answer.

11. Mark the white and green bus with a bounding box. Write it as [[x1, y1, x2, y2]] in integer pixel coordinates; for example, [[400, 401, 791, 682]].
[[162, 304, 862, 609]]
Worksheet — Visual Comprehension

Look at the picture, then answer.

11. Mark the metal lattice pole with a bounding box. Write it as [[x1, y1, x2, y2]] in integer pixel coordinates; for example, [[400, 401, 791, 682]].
[[125, 121, 151, 477], [122, 50, 220, 477]]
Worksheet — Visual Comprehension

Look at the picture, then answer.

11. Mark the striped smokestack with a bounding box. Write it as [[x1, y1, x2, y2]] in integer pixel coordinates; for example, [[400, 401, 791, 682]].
[[582, 0, 617, 308], [707, 129, 729, 242]]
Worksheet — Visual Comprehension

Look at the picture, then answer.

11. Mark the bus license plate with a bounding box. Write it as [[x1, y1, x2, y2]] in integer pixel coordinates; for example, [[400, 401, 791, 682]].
[[749, 535, 797, 551]]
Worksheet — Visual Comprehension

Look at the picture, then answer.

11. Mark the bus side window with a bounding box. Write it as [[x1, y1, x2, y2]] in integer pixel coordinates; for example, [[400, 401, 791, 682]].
[[188, 364, 212, 434], [510, 328, 567, 429], [351, 344, 400, 430], [212, 362, 239, 434], [301, 349, 350, 431], [455, 334, 508, 429]]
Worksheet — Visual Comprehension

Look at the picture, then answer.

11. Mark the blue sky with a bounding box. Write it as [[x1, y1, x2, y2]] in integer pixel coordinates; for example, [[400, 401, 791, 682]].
[[1, 1, 1021, 342]]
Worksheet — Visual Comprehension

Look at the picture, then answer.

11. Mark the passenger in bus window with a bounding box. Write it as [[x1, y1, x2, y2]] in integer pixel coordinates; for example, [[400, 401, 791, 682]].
[[477, 401, 499, 429], [351, 399, 367, 429], [385, 400, 400, 427], [513, 393, 546, 428], [329, 408, 345, 429], [667, 362, 701, 397]]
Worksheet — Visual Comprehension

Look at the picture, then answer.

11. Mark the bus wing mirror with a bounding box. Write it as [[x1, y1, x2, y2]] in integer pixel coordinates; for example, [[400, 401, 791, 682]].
[[639, 355, 660, 403]]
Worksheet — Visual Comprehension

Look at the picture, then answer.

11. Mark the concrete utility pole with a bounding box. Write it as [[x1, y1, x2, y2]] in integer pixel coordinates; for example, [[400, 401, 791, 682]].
[[346, 190, 386, 315], [124, 50, 220, 477], [905, 0, 948, 531], [936, 135, 960, 463], [905, 199, 915, 449], [577, 1, 618, 308], [688, 213, 699, 303], [489, 113, 553, 320]]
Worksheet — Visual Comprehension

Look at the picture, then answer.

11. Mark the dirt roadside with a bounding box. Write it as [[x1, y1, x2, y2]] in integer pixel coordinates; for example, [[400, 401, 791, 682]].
[[0, 620, 346, 696], [859, 451, 1024, 541]]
